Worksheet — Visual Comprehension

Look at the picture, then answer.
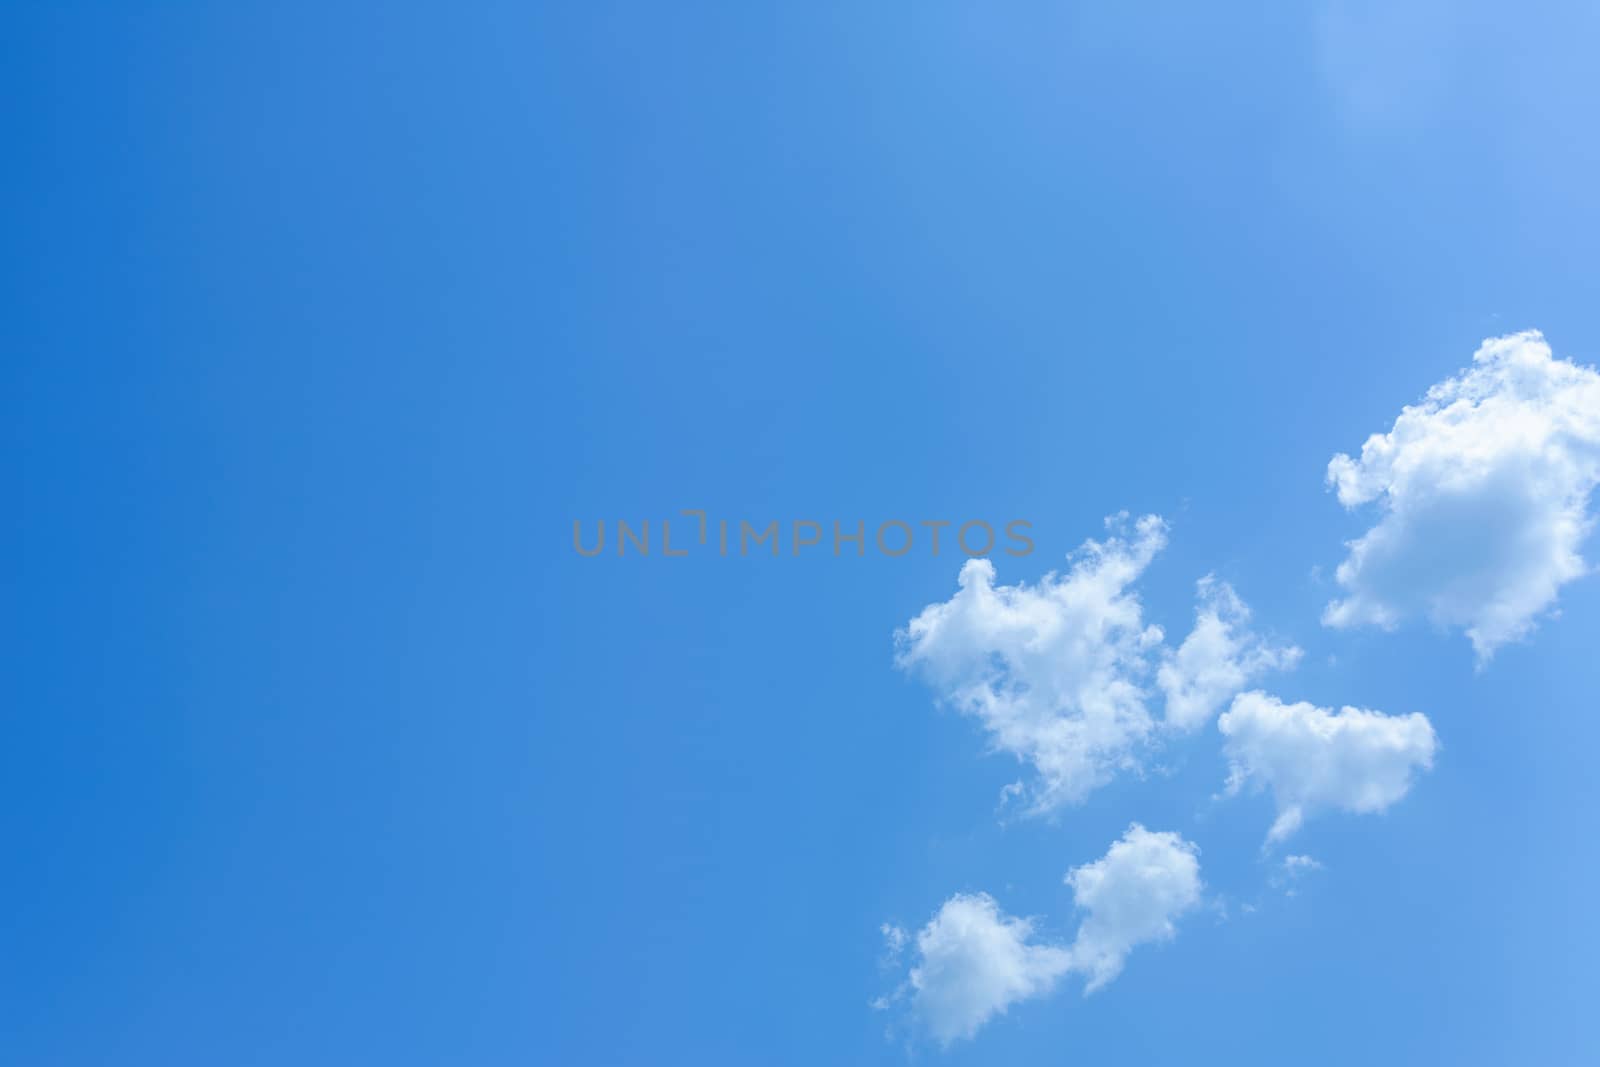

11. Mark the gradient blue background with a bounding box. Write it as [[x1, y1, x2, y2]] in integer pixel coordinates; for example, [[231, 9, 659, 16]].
[[7, 3, 1599, 1064]]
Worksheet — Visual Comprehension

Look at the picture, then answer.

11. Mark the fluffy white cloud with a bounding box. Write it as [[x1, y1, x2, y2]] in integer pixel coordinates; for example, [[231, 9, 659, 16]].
[[1218, 691, 1438, 843], [1324, 330, 1600, 662], [895, 514, 1168, 812], [905, 894, 1072, 1046], [1064, 824, 1203, 992], [1158, 576, 1302, 731]]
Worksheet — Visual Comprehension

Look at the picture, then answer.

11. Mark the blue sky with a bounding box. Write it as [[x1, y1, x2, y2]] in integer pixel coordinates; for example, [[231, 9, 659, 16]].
[[7, 3, 1600, 1064]]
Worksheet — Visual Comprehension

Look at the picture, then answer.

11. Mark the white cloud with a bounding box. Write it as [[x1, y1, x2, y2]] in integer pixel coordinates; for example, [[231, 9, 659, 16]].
[[895, 514, 1168, 813], [1324, 330, 1600, 662], [905, 893, 1071, 1046], [1158, 576, 1302, 731], [1218, 691, 1438, 843], [1064, 824, 1203, 992]]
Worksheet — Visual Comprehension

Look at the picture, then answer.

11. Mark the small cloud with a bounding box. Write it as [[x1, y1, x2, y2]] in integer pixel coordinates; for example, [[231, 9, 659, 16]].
[[1270, 854, 1326, 896], [879, 922, 908, 966], [1064, 824, 1204, 993], [1157, 576, 1301, 732], [1219, 691, 1438, 845], [900, 894, 1072, 1046]]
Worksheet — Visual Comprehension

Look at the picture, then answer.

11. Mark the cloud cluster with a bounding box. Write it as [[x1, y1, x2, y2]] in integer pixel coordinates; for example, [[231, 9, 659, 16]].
[[895, 825, 1203, 1044], [1324, 331, 1600, 661], [883, 331, 1593, 1047], [896, 520, 1294, 812], [1218, 691, 1438, 843]]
